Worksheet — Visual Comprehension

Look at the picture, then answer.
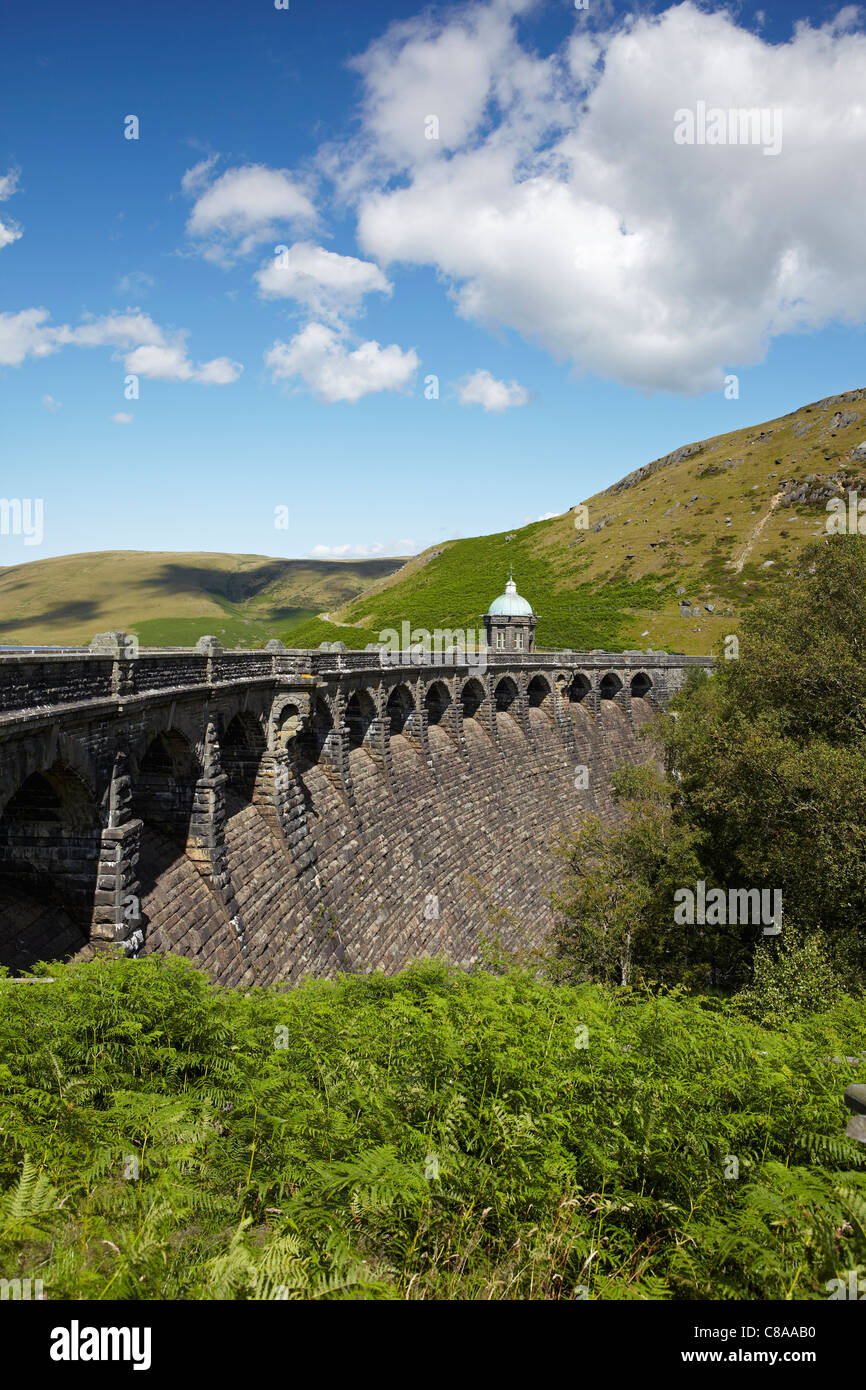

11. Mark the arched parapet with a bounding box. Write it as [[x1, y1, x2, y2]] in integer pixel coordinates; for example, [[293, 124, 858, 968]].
[[565, 671, 595, 715], [493, 673, 532, 742], [385, 682, 416, 737], [0, 728, 104, 826], [423, 678, 451, 727], [221, 710, 269, 802], [629, 670, 655, 706], [598, 671, 627, 710], [526, 673, 555, 716], [269, 690, 312, 753], [344, 687, 378, 752], [459, 675, 497, 746]]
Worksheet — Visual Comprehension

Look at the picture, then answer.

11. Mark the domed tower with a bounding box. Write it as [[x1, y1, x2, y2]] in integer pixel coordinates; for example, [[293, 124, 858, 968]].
[[483, 571, 538, 652]]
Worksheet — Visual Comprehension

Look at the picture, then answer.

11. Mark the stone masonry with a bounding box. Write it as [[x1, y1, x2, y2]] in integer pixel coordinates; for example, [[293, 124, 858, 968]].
[[0, 636, 712, 983]]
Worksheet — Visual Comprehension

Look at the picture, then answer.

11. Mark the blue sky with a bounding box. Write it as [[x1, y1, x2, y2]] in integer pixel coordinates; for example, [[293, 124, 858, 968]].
[[1, 0, 865, 563]]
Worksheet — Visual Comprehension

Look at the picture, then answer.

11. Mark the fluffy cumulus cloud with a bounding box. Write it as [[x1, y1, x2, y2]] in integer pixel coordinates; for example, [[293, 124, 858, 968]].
[[255, 241, 391, 322], [456, 368, 529, 411], [0, 168, 22, 249], [339, 0, 866, 394], [185, 162, 316, 262], [0, 308, 241, 383], [265, 322, 418, 403]]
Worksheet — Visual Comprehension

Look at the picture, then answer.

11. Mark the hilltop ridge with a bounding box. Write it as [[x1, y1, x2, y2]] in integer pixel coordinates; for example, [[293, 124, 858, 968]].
[[1, 387, 864, 653]]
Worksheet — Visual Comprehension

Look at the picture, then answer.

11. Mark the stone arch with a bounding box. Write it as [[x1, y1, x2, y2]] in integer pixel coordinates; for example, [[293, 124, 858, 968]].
[[568, 674, 592, 704], [132, 729, 200, 848], [386, 684, 414, 736], [424, 680, 451, 726], [0, 761, 102, 970], [527, 674, 553, 710], [630, 671, 653, 700], [345, 689, 377, 750], [460, 678, 485, 719], [222, 711, 267, 801], [494, 675, 519, 712], [274, 702, 302, 752], [297, 697, 333, 772], [599, 673, 623, 700]]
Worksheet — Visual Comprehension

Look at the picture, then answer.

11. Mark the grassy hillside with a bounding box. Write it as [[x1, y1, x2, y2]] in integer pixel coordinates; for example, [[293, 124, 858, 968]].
[[0, 551, 406, 648], [2, 388, 863, 653], [290, 386, 866, 655]]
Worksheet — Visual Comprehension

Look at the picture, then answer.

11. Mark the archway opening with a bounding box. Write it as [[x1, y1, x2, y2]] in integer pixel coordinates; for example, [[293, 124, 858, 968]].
[[345, 690, 377, 750], [527, 675, 552, 709], [569, 674, 592, 704], [425, 681, 450, 726], [0, 763, 101, 970], [630, 672, 653, 700], [222, 712, 267, 801], [133, 731, 199, 848], [494, 677, 519, 713], [386, 685, 414, 736], [599, 673, 623, 701], [297, 698, 333, 772], [461, 679, 485, 720]]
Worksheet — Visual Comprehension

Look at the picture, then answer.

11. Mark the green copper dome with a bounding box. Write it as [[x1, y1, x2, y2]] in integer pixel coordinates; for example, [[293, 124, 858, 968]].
[[488, 577, 534, 617]]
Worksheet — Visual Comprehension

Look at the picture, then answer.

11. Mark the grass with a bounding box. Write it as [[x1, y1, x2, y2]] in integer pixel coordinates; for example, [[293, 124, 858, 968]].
[[2, 388, 864, 653], [0, 551, 406, 649], [312, 387, 866, 654]]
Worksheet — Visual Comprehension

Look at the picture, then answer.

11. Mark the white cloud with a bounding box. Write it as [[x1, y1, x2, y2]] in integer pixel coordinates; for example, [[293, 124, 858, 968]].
[[255, 241, 391, 321], [0, 308, 241, 384], [395, 538, 417, 551], [42, 394, 61, 412], [186, 163, 316, 261], [456, 368, 529, 411], [181, 153, 220, 195], [111, 412, 134, 424], [124, 342, 242, 384], [309, 542, 386, 558], [265, 322, 418, 403], [57, 312, 168, 350], [0, 309, 57, 366], [0, 167, 22, 249], [341, 0, 866, 394]]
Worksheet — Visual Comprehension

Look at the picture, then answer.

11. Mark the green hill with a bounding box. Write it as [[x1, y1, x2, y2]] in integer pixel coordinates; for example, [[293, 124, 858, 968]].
[[0, 551, 406, 648], [287, 387, 866, 655], [2, 387, 863, 653]]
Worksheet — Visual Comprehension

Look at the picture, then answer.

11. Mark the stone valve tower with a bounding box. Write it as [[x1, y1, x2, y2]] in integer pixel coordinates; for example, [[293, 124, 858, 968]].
[[483, 571, 538, 652]]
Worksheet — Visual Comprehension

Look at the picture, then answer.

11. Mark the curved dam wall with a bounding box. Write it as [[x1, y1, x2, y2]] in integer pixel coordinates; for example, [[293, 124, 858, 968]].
[[0, 643, 707, 983], [141, 698, 655, 986]]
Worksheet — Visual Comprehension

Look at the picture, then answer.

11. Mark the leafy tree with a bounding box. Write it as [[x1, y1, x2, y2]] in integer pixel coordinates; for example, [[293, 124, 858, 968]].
[[552, 536, 866, 992], [661, 535, 866, 984], [550, 765, 706, 987]]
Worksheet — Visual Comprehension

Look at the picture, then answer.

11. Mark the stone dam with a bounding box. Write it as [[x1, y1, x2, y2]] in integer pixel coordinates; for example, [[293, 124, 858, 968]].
[[0, 637, 713, 984]]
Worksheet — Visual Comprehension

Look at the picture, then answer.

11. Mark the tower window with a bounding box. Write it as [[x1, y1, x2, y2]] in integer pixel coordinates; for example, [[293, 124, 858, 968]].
[[515, 630, 524, 650], [496, 630, 506, 649]]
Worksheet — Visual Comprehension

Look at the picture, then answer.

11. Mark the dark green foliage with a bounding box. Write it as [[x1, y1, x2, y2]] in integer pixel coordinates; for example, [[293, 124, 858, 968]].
[[661, 535, 866, 983], [553, 536, 866, 993], [1, 955, 864, 1300]]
